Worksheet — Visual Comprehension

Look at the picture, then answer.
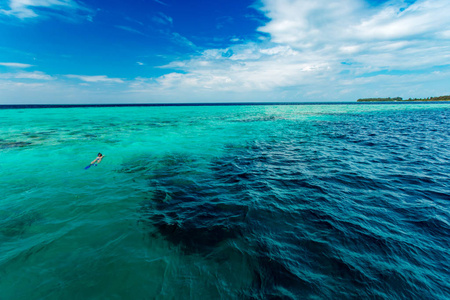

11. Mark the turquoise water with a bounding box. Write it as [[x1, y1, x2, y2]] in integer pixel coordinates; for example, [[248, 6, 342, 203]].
[[1, 104, 449, 299]]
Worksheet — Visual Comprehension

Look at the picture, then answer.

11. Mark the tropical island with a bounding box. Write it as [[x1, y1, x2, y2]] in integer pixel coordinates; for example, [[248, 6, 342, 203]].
[[357, 95, 450, 102]]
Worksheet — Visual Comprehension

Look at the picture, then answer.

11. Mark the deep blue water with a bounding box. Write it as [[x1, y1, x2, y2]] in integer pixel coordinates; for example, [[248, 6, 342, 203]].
[[1, 103, 449, 299]]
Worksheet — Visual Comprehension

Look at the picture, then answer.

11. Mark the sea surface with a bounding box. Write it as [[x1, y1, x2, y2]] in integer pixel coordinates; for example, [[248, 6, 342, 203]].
[[1, 103, 449, 299]]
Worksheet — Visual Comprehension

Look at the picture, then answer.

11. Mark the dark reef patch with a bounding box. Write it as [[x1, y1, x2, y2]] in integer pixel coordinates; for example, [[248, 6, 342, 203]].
[[0, 209, 40, 238], [133, 152, 249, 254], [124, 109, 450, 299], [128, 145, 322, 298], [21, 131, 53, 140], [232, 115, 287, 123], [0, 141, 33, 149], [142, 200, 248, 254]]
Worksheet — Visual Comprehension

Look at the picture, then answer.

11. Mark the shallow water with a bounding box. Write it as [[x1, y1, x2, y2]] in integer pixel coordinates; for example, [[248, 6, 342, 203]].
[[1, 104, 449, 299]]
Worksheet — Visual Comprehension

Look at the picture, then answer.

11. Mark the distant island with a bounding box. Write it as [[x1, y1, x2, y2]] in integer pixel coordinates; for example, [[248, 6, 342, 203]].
[[357, 95, 450, 102]]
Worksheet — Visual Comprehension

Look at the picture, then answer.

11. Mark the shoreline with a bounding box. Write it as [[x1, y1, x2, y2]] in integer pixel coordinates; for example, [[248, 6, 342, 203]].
[[357, 95, 450, 102]]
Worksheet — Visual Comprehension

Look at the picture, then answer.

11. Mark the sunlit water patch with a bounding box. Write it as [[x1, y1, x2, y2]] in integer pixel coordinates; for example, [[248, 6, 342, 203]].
[[1, 104, 449, 299]]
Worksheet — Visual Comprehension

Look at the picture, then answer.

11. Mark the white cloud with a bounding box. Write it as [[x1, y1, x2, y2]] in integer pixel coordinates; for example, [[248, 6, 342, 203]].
[[130, 43, 332, 95], [170, 32, 196, 48], [0, 62, 33, 68], [115, 25, 147, 36], [0, 71, 53, 80], [153, 0, 168, 6], [152, 12, 173, 26], [256, 0, 450, 67], [259, 45, 297, 56], [354, 1, 450, 40], [65, 74, 124, 83], [0, 79, 128, 104], [128, 0, 450, 101], [2, 0, 449, 103], [0, 0, 91, 20]]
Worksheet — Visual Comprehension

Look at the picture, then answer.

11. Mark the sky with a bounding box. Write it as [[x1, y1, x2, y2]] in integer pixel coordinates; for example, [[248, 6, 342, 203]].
[[0, 0, 449, 104]]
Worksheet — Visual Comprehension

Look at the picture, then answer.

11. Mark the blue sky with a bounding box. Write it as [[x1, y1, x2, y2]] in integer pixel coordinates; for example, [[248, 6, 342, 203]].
[[0, 0, 449, 103]]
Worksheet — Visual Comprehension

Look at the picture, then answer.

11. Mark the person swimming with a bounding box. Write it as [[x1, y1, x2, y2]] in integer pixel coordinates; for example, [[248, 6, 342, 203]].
[[90, 153, 105, 166]]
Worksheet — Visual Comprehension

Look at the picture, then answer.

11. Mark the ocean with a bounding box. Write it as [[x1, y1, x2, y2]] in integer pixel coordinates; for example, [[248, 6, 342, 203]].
[[1, 103, 449, 299]]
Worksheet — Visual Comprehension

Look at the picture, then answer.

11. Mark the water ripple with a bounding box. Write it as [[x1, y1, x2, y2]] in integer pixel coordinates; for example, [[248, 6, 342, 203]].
[[1, 104, 449, 299]]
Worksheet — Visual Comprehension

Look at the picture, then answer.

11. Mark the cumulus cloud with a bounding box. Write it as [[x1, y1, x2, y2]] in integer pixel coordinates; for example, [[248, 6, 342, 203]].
[[257, 0, 450, 69], [151, 43, 328, 92], [65, 74, 124, 83], [3, 0, 448, 103], [130, 0, 450, 101]]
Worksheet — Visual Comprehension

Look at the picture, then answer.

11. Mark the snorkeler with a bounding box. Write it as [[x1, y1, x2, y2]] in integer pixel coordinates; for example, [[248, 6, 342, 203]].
[[85, 153, 105, 169], [91, 153, 105, 165]]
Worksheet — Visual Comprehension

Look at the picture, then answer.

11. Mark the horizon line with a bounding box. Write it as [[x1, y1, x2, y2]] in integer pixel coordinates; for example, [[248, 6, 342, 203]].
[[2, 101, 448, 109]]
